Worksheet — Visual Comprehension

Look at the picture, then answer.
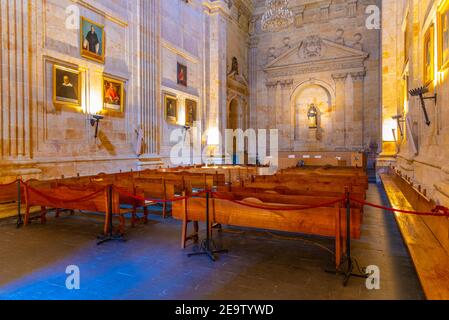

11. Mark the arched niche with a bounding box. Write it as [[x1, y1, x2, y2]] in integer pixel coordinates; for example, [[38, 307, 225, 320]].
[[291, 81, 333, 142]]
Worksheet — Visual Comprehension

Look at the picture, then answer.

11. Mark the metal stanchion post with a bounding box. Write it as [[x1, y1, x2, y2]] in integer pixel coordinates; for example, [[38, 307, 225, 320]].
[[188, 190, 228, 261], [16, 179, 23, 228]]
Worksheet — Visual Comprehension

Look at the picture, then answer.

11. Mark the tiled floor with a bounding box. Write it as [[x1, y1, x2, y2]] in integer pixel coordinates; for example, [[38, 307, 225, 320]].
[[0, 183, 424, 300]]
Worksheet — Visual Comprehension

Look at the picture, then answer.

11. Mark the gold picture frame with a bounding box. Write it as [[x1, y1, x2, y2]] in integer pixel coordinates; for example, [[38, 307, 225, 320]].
[[164, 94, 178, 125], [185, 99, 197, 127], [53, 65, 81, 108], [424, 24, 435, 87], [438, 0, 449, 70], [80, 16, 105, 64], [102, 76, 125, 113]]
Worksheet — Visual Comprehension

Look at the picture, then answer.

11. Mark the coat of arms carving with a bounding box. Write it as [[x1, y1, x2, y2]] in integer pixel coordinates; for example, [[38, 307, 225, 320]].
[[300, 36, 323, 59]]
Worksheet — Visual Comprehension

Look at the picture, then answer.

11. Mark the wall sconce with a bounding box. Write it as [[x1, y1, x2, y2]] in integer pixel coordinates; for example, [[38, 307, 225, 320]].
[[90, 115, 104, 139], [409, 86, 437, 126], [392, 114, 405, 137]]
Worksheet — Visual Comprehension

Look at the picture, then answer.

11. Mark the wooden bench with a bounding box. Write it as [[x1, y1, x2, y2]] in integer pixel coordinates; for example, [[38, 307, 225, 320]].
[[380, 173, 449, 300], [23, 184, 133, 235], [173, 190, 363, 268]]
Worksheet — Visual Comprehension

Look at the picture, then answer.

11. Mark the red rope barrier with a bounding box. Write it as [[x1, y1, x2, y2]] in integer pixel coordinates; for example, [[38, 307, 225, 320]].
[[0, 179, 21, 188], [349, 197, 449, 217], [113, 187, 209, 204]]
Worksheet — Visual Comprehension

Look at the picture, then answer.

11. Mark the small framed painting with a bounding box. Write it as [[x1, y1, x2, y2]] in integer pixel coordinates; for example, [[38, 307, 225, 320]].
[[438, 0, 449, 70], [423, 24, 434, 86], [103, 76, 124, 112], [80, 17, 105, 63], [164, 94, 178, 125], [53, 65, 81, 107], [185, 99, 197, 127], [177, 63, 187, 86]]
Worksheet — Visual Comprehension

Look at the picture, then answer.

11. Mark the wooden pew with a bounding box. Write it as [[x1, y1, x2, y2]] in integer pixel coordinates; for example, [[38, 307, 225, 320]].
[[172, 191, 360, 268], [23, 184, 133, 235], [253, 174, 368, 190], [133, 178, 175, 219]]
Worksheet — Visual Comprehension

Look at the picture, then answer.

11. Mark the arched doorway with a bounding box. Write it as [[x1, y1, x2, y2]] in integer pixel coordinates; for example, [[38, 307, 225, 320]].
[[227, 98, 248, 164]]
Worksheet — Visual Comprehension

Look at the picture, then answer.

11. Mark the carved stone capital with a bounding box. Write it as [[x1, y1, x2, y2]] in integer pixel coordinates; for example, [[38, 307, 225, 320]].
[[332, 73, 348, 82], [351, 71, 366, 82], [248, 36, 260, 49], [280, 79, 293, 89], [266, 80, 279, 89]]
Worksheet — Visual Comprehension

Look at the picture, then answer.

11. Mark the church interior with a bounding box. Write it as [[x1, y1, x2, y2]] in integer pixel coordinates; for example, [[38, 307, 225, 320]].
[[1, 0, 449, 301]]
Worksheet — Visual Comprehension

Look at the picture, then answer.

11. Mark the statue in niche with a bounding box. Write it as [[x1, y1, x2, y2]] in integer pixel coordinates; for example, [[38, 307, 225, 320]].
[[307, 104, 319, 129], [229, 57, 239, 75]]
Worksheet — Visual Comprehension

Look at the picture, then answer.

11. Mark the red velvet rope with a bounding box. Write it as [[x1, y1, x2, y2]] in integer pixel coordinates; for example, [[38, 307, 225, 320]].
[[349, 197, 449, 217], [0, 179, 22, 188], [26, 185, 108, 204], [113, 187, 209, 203]]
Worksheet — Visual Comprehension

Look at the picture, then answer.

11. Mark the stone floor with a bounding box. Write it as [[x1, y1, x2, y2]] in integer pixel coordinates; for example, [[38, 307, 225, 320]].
[[0, 183, 424, 300]]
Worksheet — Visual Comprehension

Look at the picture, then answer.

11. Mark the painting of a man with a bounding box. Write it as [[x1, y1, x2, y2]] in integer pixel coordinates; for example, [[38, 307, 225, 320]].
[[84, 25, 100, 55], [103, 77, 124, 112], [53, 65, 80, 106], [177, 63, 187, 86], [165, 94, 178, 124], [80, 17, 105, 63]]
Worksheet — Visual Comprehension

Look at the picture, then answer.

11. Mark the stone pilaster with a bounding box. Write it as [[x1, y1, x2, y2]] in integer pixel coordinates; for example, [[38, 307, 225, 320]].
[[351, 71, 366, 148], [203, 0, 230, 136], [0, 0, 32, 160], [294, 6, 305, 28], [139, 0, 161, 155], [320, 3, 331, 21], [248, 36, 259, 128], [332, 73, 348, 148], [266, 81, 278, 130], [346, 0, 358, 18], [280, 79, 293, 150]]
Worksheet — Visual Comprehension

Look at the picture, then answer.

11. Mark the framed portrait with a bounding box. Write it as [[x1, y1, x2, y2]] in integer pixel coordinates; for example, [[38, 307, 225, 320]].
[[80, 17, 105, 63], [164, 94, 178, 125], [185, 99, 197, 127], [423, 24, 434, 86], [103, 76, 125, 112], [438, 0, 449, 70], [53, 65, 81, 107], [177, 63, 187, 86]]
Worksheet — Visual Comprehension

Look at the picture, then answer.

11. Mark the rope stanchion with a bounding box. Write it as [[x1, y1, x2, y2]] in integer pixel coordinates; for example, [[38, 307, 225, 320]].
[[112, 187, 209, 204]]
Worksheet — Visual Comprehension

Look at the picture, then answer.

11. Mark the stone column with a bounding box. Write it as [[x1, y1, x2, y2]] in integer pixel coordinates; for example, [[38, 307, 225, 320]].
[[265, 81, 278, 130], [351, 71, 366, 147], [332, 73, 348, 149], [280, 80, 293, 150], [0, 0, 32, 159], [294, 6, 305, 28], [248, 36, 259, 129], [139, 0, 161, 155], [347, 0, 358, 18], [204, 1, 229, 138]]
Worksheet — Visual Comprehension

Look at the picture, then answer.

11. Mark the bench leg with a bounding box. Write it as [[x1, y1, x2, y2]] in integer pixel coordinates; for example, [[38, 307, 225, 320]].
[[143, 206, 148, 224], [162, 202, 167, 219], [181, 218, 188, 249], [131, 206, 137, 228], [24, 205, 31, 226], [119, 215, 126, 235], [40, 206, 47, 224], [55, 209, 61, 218]]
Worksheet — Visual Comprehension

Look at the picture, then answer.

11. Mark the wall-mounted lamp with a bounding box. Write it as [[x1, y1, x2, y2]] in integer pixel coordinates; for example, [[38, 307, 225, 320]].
[[409, 86, 437, 126], [392, 114, 405, 137], [90, 115, 104, 139]]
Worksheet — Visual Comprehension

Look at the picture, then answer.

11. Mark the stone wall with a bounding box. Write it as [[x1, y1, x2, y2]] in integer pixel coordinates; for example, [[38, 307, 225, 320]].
[[382, 0, 449, 207], [0, 0, 251, 180], [250, 0, 382, 155]]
